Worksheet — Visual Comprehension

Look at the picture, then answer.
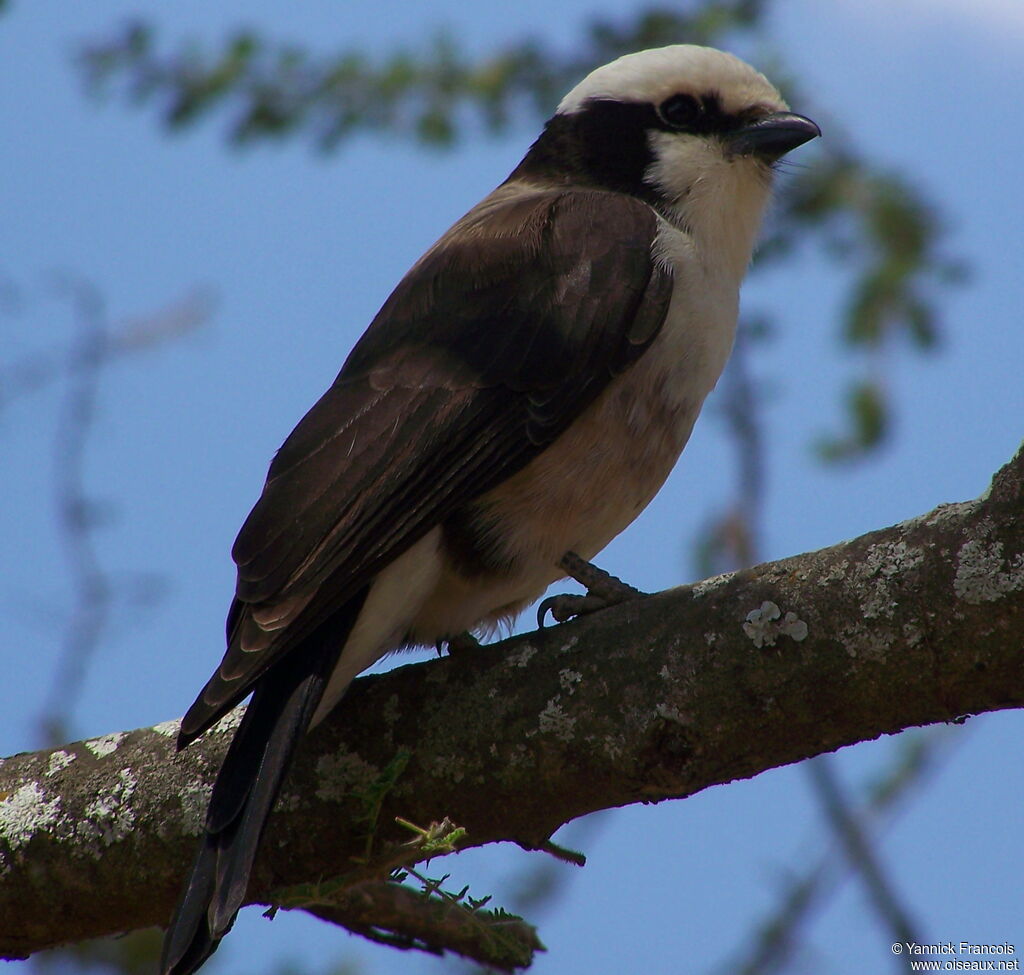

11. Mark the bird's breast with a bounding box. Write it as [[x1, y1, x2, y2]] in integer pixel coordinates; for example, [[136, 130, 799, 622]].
[[409, 269, 737, 641]]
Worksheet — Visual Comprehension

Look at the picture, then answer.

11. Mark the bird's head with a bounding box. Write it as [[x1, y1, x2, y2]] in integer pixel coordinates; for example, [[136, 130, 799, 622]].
[[513, 45, 820, 273]]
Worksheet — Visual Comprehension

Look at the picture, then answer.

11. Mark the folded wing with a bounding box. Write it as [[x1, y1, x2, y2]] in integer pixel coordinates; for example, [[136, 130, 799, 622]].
[[180, 186, 674, 744]]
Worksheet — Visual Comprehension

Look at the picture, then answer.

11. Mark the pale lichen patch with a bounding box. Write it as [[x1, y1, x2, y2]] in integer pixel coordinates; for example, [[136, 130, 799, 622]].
[[820, 559, 850, 584], [211, 706, 245, 737], [559, 669, 583, 694], [151, 719, 181, 738], [46, 750, 75, 776], [505, 743, 530, 768], [507, 645, 538, 669], [954, 533, 1024, 604], [841, 623, 892, 661], [178, 782, 213, 837], [860, 589, 896, 620], [781, 615, 809, 642], [691, 571, 735, 598], [924, 499, 976, 528], [903, 623, 924, 647], [315, 748, 379, 802], [868, 540, 923, 577], [742, 601, 809, 649], [743, 601, 780, 647], [429, 754, 466, 784], [0, 782, 61, 854], [79, 769, 137, 848], [856, 540, 925, 619], [602, 735, 625, 761], [84, 731, 127, 759], [655, 702, 686, 723], [538, 700, 576, 741]]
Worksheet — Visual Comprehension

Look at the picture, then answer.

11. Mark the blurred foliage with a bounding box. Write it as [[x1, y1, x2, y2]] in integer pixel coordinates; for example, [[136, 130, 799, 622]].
[[78, 5, 769, 150], [774, 153, 966, 460], [77, 2, 961, 466]]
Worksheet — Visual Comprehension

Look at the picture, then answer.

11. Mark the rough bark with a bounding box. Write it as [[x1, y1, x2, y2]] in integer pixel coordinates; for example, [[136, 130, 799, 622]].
[[1, 442, 1021, 962]]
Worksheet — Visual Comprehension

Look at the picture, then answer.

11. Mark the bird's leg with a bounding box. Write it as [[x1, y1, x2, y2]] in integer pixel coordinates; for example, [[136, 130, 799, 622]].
[[537, 551, 647, 627]]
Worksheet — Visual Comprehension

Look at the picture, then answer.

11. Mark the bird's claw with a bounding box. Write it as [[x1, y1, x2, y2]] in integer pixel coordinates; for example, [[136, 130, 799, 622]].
[[537, 593, 605, 627], [537, 551, 647, 628], [436, 631, 481, 657]]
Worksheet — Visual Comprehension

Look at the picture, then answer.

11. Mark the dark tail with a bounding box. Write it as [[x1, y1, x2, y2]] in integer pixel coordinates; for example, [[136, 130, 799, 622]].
[[160, 605, 362, 975]]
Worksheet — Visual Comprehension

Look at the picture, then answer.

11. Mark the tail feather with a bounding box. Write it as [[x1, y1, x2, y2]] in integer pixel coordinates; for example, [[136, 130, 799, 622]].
[[161, 835, 220, 975], [161, 596, 366, 975], [209, 661, 326, 933]]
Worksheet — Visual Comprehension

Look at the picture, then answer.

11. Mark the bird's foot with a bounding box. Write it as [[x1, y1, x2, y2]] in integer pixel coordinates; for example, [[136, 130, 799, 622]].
[[435, 630, 482, 657], [537, 551, 647, 627]]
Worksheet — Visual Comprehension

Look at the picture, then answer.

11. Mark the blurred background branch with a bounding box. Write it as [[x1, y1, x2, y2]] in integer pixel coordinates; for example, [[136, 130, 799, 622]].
[[25, 280, 212, 744]]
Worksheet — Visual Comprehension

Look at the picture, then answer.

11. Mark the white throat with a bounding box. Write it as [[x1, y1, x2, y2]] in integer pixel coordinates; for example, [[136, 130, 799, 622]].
[[646, 129, 774, 282]]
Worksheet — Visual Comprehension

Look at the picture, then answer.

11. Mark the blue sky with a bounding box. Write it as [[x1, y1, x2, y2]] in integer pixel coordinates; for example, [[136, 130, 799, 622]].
[[2, 2, 1022, 974]]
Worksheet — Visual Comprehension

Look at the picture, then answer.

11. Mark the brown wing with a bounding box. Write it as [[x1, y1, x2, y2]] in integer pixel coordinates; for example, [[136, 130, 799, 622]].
[[180, 186, 673, 741]]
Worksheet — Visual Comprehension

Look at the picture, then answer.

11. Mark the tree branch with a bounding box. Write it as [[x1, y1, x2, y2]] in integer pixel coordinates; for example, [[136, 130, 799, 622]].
[[2, 441, 1021, 962]]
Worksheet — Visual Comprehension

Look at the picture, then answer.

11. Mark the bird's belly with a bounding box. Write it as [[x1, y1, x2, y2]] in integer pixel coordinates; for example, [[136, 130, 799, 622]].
[[407, 356, 704, 642]]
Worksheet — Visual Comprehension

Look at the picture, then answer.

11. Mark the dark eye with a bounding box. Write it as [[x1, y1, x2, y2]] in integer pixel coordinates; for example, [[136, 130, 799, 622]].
[[659, 93, 703, 129]]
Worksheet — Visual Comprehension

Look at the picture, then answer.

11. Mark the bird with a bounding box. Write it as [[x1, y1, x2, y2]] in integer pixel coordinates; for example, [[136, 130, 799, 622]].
[[160, 43, 820, 975]]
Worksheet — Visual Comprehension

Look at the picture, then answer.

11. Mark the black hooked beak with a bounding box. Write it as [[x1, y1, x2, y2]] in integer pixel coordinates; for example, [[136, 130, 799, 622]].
[[727, 112, 821, 161]]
